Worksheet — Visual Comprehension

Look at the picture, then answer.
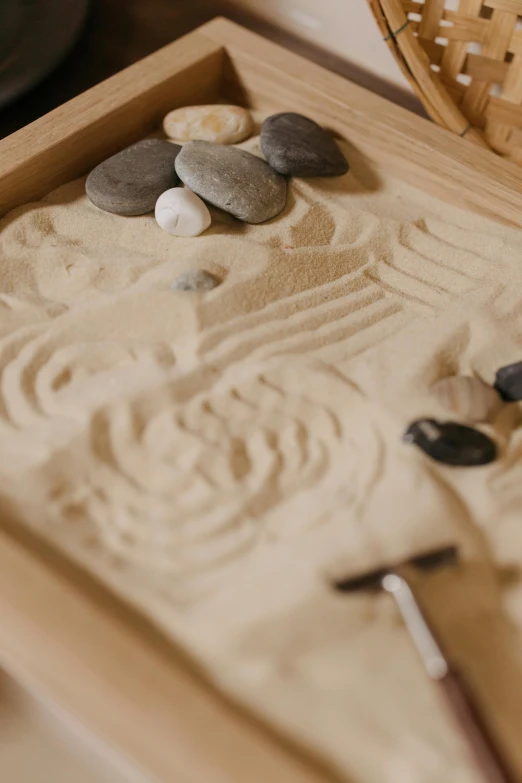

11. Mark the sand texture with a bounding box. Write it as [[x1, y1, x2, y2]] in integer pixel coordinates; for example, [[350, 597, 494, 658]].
[[2, 125, 522, 782]]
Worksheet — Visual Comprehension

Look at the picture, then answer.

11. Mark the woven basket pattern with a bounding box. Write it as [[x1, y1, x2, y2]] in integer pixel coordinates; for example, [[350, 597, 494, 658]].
[[368, 0, 522, 161]]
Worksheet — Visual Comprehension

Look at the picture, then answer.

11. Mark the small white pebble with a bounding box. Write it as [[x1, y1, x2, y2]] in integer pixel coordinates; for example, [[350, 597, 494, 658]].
[[155, 187, 211, 237]]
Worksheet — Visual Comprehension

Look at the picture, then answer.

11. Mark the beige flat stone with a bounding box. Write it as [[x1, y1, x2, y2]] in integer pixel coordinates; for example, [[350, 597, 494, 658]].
[[163, 105, 254, 145]]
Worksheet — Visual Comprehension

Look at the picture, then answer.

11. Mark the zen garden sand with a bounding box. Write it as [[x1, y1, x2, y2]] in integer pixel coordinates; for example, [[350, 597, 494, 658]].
[[1, 106, 522, 782]]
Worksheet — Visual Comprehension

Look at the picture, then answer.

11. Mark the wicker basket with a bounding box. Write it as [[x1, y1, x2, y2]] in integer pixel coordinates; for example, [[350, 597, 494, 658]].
[[367, 0, 522, 162]]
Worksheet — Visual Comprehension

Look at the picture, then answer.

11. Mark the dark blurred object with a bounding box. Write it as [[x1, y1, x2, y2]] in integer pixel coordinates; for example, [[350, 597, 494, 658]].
[[0, 0, 90, 108], [0, 1, 422, 142], [0, 0, 217, 139]]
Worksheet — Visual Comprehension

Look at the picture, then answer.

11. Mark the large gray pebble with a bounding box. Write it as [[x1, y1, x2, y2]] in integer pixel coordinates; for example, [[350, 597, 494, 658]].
[[175, 141, 287, 224], [86, 139, 181, 216], [261, 112, 349, 177]]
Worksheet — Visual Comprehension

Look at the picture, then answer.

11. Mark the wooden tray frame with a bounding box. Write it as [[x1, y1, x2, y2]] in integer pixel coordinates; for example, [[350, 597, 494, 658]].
[[1, 17, 522, 783]]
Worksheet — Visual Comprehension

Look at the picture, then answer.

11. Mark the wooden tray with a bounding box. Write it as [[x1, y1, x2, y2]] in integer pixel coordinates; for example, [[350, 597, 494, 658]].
[[1, 17, 522, 783]]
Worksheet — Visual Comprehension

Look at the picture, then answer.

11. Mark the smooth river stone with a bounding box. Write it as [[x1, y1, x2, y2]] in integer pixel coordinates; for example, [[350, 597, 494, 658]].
[[86, 139, 181, 216], [163, 104, 253, 144], [171, 269, 220, 292], [494, 360, 522, 401], [155, 188, 211, 237], [175, 141, 287, 224], [260, 112, 349, 177], [403, 418, 497, 466], [430, 376, 501, 422]]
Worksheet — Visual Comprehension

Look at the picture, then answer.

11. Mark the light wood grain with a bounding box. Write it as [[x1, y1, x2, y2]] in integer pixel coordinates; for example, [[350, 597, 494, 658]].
[[200, 18, 522, 229], [0, 515, 335, 783], [3, 16, 522, 783], [0, 31, 224, 216]]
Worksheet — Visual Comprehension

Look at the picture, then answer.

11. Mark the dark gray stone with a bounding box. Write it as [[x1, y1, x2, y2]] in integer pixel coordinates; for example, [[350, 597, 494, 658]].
[[494, 360, 522, 401], [260, 113, 349, 177], [403, 419, 496, 466], [175, 141, 287, 224], [86, 139, 182, 216], [171, 269, 221, 292]]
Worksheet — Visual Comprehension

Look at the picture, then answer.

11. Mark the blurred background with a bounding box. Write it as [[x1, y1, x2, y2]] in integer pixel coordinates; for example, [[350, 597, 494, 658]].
[[0, 1, 418, 779], [0, 0, 419, 140]]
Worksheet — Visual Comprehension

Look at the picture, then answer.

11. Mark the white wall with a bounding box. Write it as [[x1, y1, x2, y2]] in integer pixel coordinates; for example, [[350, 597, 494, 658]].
[[229, 0, 413, 91]]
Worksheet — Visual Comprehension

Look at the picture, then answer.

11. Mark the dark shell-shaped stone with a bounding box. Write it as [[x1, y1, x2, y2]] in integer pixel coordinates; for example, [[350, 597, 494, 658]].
[[260, 112, 349, 177], [494, 360, 522, 402], [403, 418, 496, 466], [86, 139, 181, 216]]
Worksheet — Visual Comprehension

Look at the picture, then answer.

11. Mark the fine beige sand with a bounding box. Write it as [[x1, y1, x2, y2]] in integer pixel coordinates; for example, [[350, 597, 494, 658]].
[[2, 124, 522, 782]]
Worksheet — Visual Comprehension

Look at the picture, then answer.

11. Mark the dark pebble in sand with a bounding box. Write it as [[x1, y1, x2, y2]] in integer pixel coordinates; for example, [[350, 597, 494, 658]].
[[494, 360, 522, 401], [260, 112, 349, 177], [403, 418, 496, 466]]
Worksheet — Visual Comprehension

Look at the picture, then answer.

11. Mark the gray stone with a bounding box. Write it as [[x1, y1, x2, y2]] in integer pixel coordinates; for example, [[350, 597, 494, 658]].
[[175, 141, 287, 224], [494, 360, 522, 401], [86, 139, 182, 216], [403, 419, 496, 466], [171, 269, 221, 292], [260, 112, 349, 177]]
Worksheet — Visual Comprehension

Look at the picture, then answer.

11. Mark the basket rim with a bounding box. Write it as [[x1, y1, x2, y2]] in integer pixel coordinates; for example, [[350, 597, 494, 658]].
[[366, 0, 493, 153]]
